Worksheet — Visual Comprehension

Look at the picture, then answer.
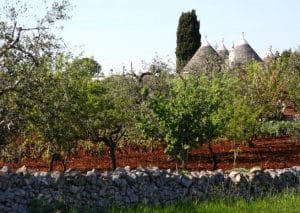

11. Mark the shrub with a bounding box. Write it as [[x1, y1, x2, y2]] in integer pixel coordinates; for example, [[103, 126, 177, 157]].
[[257, 120, 300, 138], [0, 142, 26, 163], [77, 140, 105, 157]]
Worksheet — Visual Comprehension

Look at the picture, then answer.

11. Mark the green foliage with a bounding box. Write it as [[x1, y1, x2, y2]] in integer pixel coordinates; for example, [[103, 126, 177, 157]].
[[0, 0, 70, 145], [0, 141, 26, 163], [13, 54, 92, 162], [81, 75, 135, 170], [29, 191, 300, 213], [258, 120, 300, 138], [24, 70, 83, 152], [77, 140, 105, 157], [67, 57, 102, 77], [84, 77, 134, 141], [0, 91, 21, 144], [107, 192, 300, 213], [141, 75, 224, 165], [29, 199, 70, 213], [1, 0, 300, 173], [221, 62, 283, 144], [286, 51, 300, 111], [220, 56, 300, 149], [222, 93, 263, 144], [133, 57, 173, 145], [176, 9, 201, 72]]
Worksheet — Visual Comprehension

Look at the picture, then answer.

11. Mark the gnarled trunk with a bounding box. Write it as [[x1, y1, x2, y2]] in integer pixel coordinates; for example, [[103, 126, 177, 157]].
[[182, 149, 189, 170], [49, 153, 66, 172], [246, 139, 255, 148], [208, 142, 218, 171], [109, 145, 117, 171]]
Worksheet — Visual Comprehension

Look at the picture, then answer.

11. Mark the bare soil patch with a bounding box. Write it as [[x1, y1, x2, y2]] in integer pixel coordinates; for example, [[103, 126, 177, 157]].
[[1, 137, 299, 172]]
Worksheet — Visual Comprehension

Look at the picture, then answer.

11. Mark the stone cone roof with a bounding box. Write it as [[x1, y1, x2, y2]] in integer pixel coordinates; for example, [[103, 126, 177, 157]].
[[231, 35, 262, 65], [184, 38, 221, 71], [217, 40, 229, 60]]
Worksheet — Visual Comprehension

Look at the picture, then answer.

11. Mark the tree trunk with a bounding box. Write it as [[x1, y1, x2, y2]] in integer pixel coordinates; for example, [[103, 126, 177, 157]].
[[233, 139, 237, 168], [49, 153, 66, 172], [246, 139, 255, 148], [246, 128, 255, 147], [181, 159, 185, 170], [109, 145, 117, 171], [208, 142, 218, 171], [180, 147, 189, 170], [184, 149, 189, 169]]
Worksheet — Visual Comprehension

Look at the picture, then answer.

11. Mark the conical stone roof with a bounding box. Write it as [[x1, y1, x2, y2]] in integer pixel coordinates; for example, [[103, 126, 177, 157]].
[[184, 37, 221, 71], [217, 39, 229, 60], [231, 33, 262, 65]]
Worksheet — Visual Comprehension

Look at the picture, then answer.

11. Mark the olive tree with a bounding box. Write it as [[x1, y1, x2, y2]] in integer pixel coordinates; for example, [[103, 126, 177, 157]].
[[0, 0, 70, 96], [140, 75, 225, 170], [82, 76, 135, 170], [22, 57, 89, 170], [286, 50, 300, 111], [0, 0, 70, 145]]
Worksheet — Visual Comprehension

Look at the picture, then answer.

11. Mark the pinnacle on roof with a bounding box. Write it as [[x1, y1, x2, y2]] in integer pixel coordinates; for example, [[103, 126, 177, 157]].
[[183, 35, 221, 71], [231, 32, 262, 64], [217, 38, 229, 60], [201, 35, 211, 47], [217, 38, 228, 51], [183, 33, 263, 71], [231, 41, 235, 49], [267, 45, 274, 57], [237, 32, 249, 46]]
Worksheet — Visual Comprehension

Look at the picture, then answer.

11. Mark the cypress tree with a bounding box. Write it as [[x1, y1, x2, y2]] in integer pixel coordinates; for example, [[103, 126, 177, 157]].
[[175, 9, 201, 72]]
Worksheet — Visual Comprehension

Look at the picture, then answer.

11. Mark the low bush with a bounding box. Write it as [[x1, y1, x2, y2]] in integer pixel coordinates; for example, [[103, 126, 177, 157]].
[[257, 120, 300, 138], [77, 140, 105, 157], [0, 142, 26, 163]]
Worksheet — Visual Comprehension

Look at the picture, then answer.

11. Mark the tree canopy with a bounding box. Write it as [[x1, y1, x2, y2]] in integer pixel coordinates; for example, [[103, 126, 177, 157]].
[[0, 0, 70, 145]]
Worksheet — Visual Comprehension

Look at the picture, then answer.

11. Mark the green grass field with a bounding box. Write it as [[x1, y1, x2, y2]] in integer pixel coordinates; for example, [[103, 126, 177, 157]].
[[107, 193, 300, 213], [30, 191, 300, 213]]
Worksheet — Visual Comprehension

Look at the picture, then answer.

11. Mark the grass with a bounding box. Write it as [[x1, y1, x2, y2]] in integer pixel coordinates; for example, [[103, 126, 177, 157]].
[[29, 191, 300, 213], [108, 192, 300, 213]]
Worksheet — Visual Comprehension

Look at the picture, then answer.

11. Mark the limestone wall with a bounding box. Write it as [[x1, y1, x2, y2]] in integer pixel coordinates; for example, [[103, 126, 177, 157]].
[[0, 165, 299, 212]]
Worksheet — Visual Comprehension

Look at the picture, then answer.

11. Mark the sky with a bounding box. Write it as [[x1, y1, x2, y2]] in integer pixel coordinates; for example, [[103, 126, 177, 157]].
[[57, 0, 300, 73]]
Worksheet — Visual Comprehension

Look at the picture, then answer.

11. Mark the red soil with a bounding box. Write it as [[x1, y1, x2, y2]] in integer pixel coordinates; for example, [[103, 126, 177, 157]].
[[1, 136, 300, 172], [283, 105, 299, 116]]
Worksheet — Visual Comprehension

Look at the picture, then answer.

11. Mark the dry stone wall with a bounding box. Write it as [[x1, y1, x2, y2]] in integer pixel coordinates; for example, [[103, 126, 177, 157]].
[[0, 165, 300, 212]]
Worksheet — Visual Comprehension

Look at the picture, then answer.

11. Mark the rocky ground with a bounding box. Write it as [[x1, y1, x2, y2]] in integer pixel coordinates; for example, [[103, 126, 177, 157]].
[[1, 165, 300, 212]]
